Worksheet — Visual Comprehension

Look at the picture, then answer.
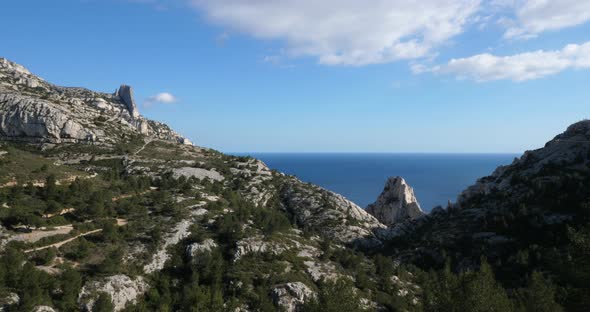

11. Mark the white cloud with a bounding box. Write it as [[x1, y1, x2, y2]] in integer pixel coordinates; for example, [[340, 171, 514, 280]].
[[144, 92, 177, 106], [501, 0, 590, 39], [190, 0, 481, 66], [419, 41, 590, 81]]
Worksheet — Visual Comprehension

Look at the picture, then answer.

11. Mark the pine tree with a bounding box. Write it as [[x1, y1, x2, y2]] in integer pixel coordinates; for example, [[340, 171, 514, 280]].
[[303, 278, 364, 312], [521, 272, 562, 312], [460, 259, 513, 312], [93, 292, 115, 312], [58, 267, 82, 311], [19, 263, 44, 310]]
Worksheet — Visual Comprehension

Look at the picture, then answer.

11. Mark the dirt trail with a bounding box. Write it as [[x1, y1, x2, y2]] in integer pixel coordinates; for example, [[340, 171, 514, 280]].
[[13, 225, 74, 244], [112, 189, 153, 202], [24, 229, 102, 254], [23, 218, 127, 253], [134, 139, 153, 156]]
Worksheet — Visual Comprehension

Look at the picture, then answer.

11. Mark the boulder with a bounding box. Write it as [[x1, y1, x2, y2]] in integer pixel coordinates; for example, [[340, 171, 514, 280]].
[[271, 282, 314, 312], [0, 292, 19, 309], [186, 238, 218, 257]]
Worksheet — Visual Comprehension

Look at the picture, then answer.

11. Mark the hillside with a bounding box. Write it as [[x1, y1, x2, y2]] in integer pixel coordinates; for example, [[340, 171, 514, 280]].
[[0, 58, 588, 311], [380, 120, 590, 311], [0, 58, 399, 312]]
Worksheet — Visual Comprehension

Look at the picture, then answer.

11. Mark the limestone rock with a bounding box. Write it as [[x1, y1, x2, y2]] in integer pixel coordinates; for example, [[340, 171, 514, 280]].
[[280, 177, 386, 245], [114, 84, 139, 119], [0, 93, 95, 143], [91, 98, 111, 111], [32, 306, 56, 312], [172, 167, 224, 181], [0, 292, 19, 309], [0, 57, 45, 90], [367, 177, 424, 226], [186, 238, 217, 257], [0, 57, 193, 146], [271, 282, 315, 312], [234, 235, 286, 260], [144, 220, 192, 274], [78, 275, 148, 312]]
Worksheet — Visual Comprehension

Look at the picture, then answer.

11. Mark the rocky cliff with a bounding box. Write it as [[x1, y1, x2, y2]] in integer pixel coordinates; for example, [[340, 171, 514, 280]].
[[0, 58, 190, 145], [366, 177, 424, 226]]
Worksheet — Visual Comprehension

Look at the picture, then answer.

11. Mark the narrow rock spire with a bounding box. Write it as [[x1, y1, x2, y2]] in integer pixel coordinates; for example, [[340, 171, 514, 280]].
[[115, 84, 139, 118], [366, 177, 425, 226]]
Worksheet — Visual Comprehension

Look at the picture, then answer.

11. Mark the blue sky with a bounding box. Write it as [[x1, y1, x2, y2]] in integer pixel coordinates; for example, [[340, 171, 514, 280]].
[[2, 0, 590, 153]]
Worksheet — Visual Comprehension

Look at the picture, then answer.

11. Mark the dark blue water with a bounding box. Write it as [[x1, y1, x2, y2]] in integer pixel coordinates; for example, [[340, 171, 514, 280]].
[[242, 153, 517, 212]]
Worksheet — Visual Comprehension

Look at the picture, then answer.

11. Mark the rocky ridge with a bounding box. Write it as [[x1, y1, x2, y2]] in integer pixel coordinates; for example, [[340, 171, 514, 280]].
[[380, 120, 590, 272], [0, 58, 191, 145], [279, 176, 386, 246]]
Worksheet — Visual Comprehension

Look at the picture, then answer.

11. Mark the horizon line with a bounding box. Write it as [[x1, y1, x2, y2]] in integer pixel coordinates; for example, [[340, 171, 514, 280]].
[[227, 151, 522, 155]]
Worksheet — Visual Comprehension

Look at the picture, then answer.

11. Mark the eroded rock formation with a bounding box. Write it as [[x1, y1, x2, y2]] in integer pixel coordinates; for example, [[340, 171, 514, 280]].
[[367, 177, 425, 226]]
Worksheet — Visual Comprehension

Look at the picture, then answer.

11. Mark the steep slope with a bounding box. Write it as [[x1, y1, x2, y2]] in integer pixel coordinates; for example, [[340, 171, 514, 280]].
[[0, 58, 406, 312], [0, 58, 190, 145], [4, 56, 587, 311], [382, 120, 590, 309]]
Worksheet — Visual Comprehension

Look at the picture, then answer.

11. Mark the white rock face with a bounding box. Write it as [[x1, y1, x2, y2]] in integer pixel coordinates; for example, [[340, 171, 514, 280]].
[[1, 292, 20, 308], [366, 177, 425, 226], [271, 282, 315, 312], [186, 238, 217, 257], [0, 93, 94, 142], [304, 260, 339, 282], [144, 220, 192, 274], [32, 306, 56, 312], [172, 167, 224, 181], [281, 177, 386, 245], [0, 57, 193, 145], [234, 235, 286, 260], [78, 275, 148, 312]]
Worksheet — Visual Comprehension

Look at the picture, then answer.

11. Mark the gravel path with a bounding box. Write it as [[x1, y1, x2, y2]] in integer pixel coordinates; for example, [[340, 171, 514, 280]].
[[24, 229, 102, 253]]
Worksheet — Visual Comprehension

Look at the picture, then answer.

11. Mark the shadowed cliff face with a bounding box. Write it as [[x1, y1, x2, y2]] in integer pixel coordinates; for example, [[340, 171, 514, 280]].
[[381, 120, 590, 274], [366, 176, 425, 226], [114, 84, 139, 119]]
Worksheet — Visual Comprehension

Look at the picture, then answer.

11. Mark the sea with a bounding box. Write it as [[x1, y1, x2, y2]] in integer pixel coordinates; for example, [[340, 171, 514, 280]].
[[238, 153, 518, 212]]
